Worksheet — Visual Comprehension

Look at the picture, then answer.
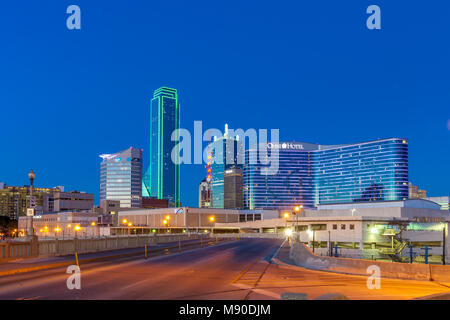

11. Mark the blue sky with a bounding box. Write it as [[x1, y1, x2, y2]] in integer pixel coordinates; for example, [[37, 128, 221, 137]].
[[0, 0, 449, 206]]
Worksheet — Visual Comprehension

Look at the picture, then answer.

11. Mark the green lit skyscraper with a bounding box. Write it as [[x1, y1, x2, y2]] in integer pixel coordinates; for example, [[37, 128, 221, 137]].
[[142, 87, 181, 205]]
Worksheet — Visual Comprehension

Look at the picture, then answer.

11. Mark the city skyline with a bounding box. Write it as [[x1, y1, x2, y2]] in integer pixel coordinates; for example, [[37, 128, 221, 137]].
[[0, 1, 448, 207], [2, 0, 450, 305]]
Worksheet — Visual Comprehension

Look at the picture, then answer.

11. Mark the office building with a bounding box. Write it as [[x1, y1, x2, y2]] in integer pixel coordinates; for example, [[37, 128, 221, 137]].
[[408, 182, 427, 199], [243, 138, 409, 210], [43, 190, 94, 213], [142, 87, 181, 206], [0, 183, 94, 218], [224, 166, 243, 209], [210, 124, 243, 209], [100, 147, 143, 208], [199, 178, 211, 208]]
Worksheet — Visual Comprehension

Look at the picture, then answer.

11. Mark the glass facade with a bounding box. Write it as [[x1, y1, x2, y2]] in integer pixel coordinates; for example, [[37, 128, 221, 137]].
[[100, 147, 143, 208], [142, 87, 180, 205], [243, 138, 409, 210], [209, 130, 243, 209]]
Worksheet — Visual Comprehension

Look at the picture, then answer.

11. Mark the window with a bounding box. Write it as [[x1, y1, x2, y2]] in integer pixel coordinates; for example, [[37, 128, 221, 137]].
[[350, 224, 355, 230], [341, 224, 346, 230], [298, 225, 308, 231], [333, 224, 337, 230]]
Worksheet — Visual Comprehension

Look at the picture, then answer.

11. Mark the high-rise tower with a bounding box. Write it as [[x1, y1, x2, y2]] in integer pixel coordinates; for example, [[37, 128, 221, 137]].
[[209, 124, 243, 209], [100, 147, 143, 208], [142, 87, 181, 205]]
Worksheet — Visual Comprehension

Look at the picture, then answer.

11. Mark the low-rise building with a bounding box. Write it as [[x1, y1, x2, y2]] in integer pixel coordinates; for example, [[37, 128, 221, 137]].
[[18, 211, 99, 238], [114, 207, 279, 235], [43, 190, 94, 213], [215, 200, 450, 261], [426, 196, 450, 211]]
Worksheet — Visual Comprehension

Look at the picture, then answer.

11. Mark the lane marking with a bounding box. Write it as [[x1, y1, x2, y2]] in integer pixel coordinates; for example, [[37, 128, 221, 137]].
[[232, 283, 280, 299]]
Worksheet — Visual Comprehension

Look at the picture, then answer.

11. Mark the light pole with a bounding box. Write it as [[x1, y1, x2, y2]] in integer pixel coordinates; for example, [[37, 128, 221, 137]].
[[27, 169, 36, 237], [294, 205, 302, 233]]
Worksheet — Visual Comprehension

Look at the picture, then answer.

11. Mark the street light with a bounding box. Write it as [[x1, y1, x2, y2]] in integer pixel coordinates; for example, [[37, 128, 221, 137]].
[[293, 205, 303, 234]]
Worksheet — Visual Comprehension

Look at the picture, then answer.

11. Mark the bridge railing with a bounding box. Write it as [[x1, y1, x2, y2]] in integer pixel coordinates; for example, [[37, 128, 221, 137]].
[[0, 241, 35, 263], [212, 233, 285, 239], [37, 233, 203, 257]]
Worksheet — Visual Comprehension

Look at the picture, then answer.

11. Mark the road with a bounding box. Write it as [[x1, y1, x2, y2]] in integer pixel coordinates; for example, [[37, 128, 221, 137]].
[[0, 238, 449, 300]]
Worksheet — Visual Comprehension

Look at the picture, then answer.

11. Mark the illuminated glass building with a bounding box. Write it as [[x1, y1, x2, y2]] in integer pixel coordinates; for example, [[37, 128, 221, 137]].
[[243, 138, 409, 210], [100, 147, 143, 208], [142, 87, 181, 205], [210, 125, 243, 209]]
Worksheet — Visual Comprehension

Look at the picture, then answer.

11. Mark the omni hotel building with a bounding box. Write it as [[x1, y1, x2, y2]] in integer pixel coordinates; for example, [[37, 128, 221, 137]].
[[243, 138, 409, 210]]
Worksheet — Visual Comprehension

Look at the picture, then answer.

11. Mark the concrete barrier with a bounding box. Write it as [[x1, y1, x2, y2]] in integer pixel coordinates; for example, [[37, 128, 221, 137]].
[[38, 234, 201, 257], [289, 241, 433, 281], [0, 241, 36, 262], [430, 265, 450, 282]]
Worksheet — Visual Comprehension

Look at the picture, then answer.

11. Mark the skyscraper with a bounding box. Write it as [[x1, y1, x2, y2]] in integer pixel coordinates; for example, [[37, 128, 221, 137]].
[[100, 147, 143, 208], [142, 87, 181, 205], [224, 166, 243, 209], [209, 124, 243, 209]]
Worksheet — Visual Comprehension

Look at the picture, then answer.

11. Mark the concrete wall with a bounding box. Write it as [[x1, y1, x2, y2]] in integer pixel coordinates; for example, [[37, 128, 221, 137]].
[[0, 240, 38, 262], [290, 241, 450, 282], [38, 234, 200, 257], [289, 241, 431, 280]]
